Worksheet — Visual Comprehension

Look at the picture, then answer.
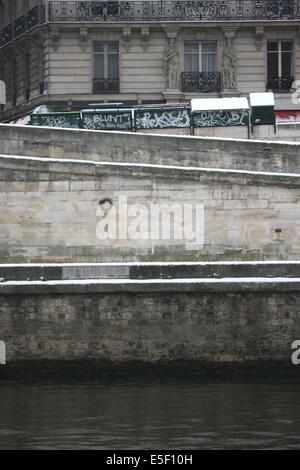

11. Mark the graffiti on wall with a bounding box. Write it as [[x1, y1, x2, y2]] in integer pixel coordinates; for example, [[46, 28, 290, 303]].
[[192, 110, 249, 127], [30, 113, 81, 128], [275, 110, 300, 123], [28, 107, 250, 131], [82, 112, 133, 130], [135, 109, 190, 129]]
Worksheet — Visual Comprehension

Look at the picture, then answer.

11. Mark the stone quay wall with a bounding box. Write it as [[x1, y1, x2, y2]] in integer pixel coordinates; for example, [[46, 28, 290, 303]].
[[0, 154, 300, 262], [0, 278, 299, 368]]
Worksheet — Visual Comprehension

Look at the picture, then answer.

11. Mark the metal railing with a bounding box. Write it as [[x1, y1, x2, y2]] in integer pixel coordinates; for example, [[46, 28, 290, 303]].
[[0, 5, 45, 47], [48, 1, 300, 22], [267, 76, 295, 91], [28, 104, 252, 132], [1, 1, 300, 49], [1, 24, 13, 45], [93, 78, 120, 93], [182, 71, 221, 93]]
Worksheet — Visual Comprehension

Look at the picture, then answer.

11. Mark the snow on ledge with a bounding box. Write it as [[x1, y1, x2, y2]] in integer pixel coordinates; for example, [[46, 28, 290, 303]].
[[249, 93, 275, 107], [1, 261, 300, 268], [191, 97, 249, 112], [1, 277, 300, 286]]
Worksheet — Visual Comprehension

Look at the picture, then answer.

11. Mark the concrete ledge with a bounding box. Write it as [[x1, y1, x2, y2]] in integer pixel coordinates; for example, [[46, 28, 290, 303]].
[[1, 277, 300, 295], [129, 262, 300, 280], [2, 123, 300, 174], [2, 262, 300, 281], [1, 154, 300, 187]]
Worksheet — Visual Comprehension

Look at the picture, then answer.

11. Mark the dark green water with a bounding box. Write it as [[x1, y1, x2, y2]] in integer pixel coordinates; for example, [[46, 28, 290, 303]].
[[0, 380, 300, 449]]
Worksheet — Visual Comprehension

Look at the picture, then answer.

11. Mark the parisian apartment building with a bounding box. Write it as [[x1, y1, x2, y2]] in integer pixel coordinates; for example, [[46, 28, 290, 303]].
[[0, 0, 300, 121]]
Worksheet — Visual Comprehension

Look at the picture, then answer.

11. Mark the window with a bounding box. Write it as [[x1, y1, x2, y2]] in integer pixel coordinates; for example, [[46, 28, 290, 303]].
[[184, 41, 218, 73], [12, 58, 17, 106], [267, 40, 294, 91], [93, 42, 119, 93], [183, 41, 220, 93], [0, 1, 4, 29], [25, 52, 30, 101], [0, 65, 4, 110]]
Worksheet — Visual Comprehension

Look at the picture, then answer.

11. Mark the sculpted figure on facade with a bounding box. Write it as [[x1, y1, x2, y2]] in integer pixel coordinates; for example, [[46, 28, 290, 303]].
[[222, 37, 237, 90], [164, 38, 179, 89]]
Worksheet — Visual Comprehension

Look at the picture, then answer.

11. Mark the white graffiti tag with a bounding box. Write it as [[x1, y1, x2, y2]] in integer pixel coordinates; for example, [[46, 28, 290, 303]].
[[193, 110, 248, 127], [136, 110, 190, 129], [42, 116, 79, 128], [83, 113, 132, 130]]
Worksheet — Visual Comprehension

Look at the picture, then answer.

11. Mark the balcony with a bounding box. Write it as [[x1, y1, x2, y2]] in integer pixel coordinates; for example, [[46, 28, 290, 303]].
[[182, 72, 221, 93], [0, 5, 45, 48], [1, 24, 13, 45], [48, 1, 300, 22], [267, 76, 295, 92], [1, 1, 300, 50], [93, 78, 120, 93], [0, 0, 300, 47]]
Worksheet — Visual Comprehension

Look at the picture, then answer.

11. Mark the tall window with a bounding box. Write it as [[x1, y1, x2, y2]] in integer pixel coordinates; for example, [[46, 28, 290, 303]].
[[184, 41, 218, 73], [267, 40, 294, 91], [25, 52, 30, 101], [0, 1, 4, 29], [182, 41, 220, 93], [93, 42, 119, 93], [12, 58, 17, 106]]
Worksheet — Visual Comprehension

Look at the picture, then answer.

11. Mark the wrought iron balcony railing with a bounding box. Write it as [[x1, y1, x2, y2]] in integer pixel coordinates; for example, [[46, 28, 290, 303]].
[[182, 71, 221, 93], [1, 24, 13, 45], [48, 0, 300, 22], [1, 1, 300, 49], [93, 78, 120, 93], [0, 5, 45, 47], [267, 76, 295, 92]]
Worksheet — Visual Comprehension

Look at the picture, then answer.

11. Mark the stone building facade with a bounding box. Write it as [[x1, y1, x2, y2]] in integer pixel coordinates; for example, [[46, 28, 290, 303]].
[[1, 0, 300, 120]]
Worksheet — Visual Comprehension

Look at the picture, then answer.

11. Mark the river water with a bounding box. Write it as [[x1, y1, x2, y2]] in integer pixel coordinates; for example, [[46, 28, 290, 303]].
[[0, 379, 300, 449]]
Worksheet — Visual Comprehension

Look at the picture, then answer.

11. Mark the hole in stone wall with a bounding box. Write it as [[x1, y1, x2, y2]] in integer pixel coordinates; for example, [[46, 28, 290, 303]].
[[99, 198, 113, 209]]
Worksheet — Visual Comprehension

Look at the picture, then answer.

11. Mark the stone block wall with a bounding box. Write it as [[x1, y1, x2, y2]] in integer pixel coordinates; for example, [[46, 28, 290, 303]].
[[0, 154, 300, 262], [0, 283, 299, 365], [2, 124, 300, 173]]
